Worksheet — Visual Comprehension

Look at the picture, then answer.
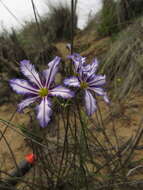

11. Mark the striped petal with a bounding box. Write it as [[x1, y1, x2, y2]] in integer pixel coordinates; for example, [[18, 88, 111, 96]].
[[50, 86, 74, 98], [64, 76, 80, 87], [84, 58, 99, 80], [9, 79, 38, 95], [43, 56, 61, 88], [88, 87, 105, 96], [36, 98, 52, 128], [90, 58, 99, 74], [85, 90, 97, 116], [68, 53, 86, 72], [18, 96, 39, 112], [88, 75, 106, 86], [20, 60, 42, 88], [82, 64, 91, 72]]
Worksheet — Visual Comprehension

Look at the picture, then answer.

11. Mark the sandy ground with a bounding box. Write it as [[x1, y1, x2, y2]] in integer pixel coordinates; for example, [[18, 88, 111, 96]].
[[1, 93, 143, 171], [0, 92, 143, 190], [0, 103, 31, 174]]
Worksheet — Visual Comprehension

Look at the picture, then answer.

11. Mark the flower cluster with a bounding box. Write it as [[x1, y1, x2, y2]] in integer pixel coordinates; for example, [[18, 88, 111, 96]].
[[9, 57, 74, 128], [9, 54, 109, 128], [64, 53, 109, 115]]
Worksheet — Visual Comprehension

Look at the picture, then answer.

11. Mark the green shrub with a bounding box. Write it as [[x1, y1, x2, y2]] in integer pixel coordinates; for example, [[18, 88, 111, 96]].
[[97, 0, 119, 37], [42, 2, 78, 42], [85, 0, 143, 37], [16, 2, 78, 66], [117, 0, 143, 24]]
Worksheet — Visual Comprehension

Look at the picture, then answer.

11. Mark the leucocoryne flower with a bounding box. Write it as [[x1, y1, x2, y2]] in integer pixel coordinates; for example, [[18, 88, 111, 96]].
[[9, 57, 74, 128], [64, 53, 109, 116]]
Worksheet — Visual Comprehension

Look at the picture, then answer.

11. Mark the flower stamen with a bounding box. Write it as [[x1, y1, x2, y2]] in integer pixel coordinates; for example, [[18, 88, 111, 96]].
[[80, 81, 88, 89], [39, 88, 48, 97]]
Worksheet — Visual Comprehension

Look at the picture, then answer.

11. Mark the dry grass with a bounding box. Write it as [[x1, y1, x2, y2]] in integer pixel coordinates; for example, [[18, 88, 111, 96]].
[[101, 17, 143, 100]]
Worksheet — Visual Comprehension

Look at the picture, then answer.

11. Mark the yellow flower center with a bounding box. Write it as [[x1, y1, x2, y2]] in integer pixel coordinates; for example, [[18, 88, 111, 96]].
[[39, 88, 48, 97], [80, 81, 88, 89]]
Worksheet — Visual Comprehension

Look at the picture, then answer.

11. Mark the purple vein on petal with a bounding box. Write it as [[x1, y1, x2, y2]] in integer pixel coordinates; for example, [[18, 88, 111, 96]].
[[88, 75, 106, 86], [69, 53, 86, 72], [36, 98, 52, 128], [91, 58, 99, 72], [43, 56, 61, 88], [20, 60, 42, 88], [9, 79, 39, 95], [85, 90, 97, 116], [82, 59, 99, 81], [50, 85, 74, 98], [64, 76, 80, 87], [88, 87, 105, 96], [18, 96, 39, 112]]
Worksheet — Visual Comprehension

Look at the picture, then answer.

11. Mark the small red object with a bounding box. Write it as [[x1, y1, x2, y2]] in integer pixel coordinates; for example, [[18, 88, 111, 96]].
[[25, 153, 36, 164]]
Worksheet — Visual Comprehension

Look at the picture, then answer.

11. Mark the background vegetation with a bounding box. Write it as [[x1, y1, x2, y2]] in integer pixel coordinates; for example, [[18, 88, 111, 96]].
[[1, 0, 143, 189]]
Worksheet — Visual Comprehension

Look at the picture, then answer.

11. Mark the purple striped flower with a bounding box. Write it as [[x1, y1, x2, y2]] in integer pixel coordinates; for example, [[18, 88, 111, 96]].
[[9, 57, 74, 128], [68, 53, 86, 72], [64, 54, 109, 116]]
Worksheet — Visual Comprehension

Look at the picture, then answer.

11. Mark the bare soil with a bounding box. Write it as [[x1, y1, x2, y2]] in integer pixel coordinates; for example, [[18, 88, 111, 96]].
[[0, 103, 31, 173]]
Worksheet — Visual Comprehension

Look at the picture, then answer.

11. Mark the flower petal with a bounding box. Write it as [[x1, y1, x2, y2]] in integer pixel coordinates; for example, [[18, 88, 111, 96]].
[[90, 58, 99, 73], [36, 98, 52, 128], [9, 79, 39, 95], [88, 75, 106, 86], [18, 96, 39, 112], [43, 56, 61, 88], [88, 87, 105, 96], [82, 64, 91, 72], [103, 92, 110, 103], [64, 76, 80, 87], [85, 90, 97, 116], [50, 86, 74, 98], [20, 60, 42, 88], [68, 53, 86, 72], [84, 58, 99, 80]]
